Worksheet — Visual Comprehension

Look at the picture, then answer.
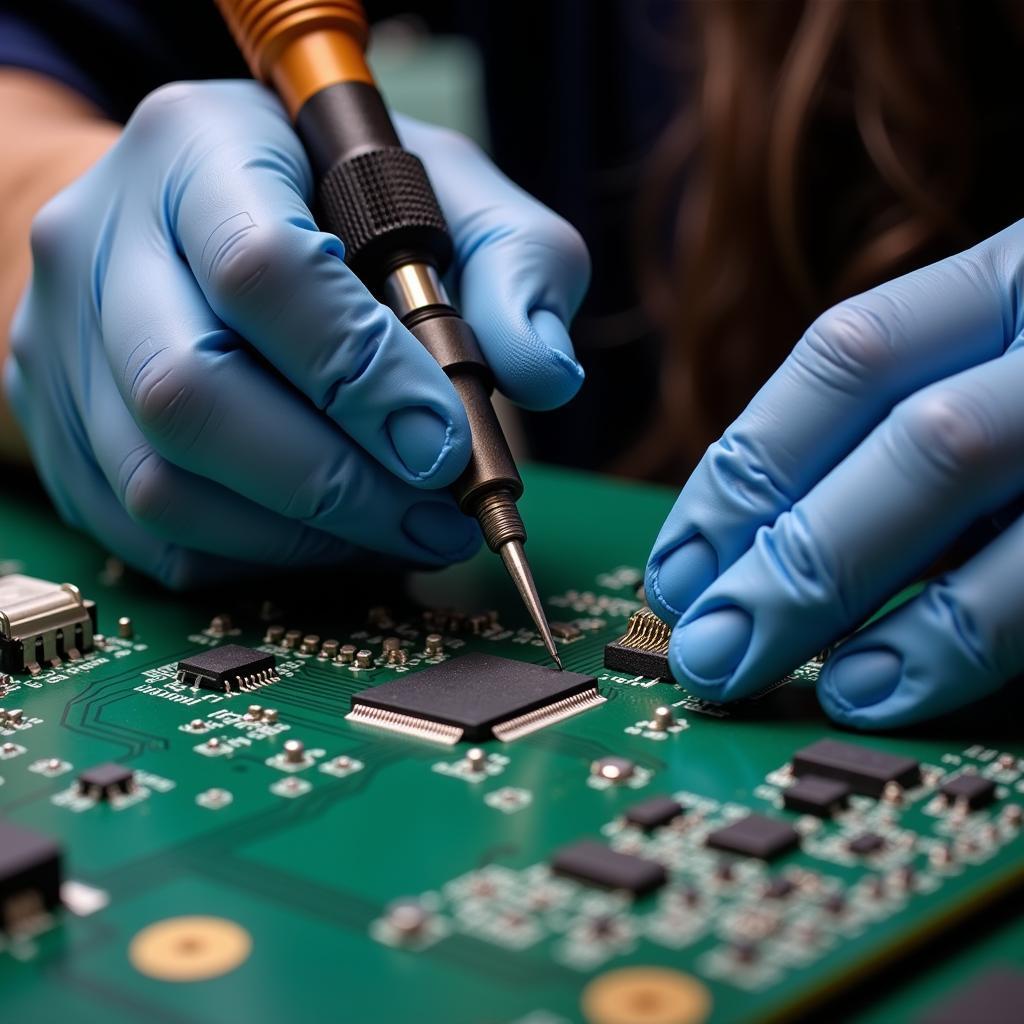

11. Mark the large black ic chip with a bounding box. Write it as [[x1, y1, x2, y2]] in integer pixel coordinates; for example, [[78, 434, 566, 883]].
[[347, 653, 604, 744], [706, 814, 800, 860], [552, 840, 667, 896], [177, 645, 277, 694], [0, 820, 62, 933], [792, 738, 920, 796]]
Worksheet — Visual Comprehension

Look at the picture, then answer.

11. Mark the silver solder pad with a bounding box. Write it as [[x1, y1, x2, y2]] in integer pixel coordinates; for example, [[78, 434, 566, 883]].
[[346, 652, 604, 745]]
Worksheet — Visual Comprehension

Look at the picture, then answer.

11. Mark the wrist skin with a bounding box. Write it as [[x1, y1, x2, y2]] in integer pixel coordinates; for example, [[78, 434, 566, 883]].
[[0, 69, 120, 462]]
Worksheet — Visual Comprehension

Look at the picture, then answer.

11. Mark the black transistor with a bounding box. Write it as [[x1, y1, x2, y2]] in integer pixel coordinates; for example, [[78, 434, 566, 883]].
[[940, 773, 997, 811], [848, 832, 886, 855], [77, 762, 135, 801], [0, 820, 62, 933], [624, 796, 684, 832], [552, 840, 667, 897], [783, 774, 851, 817], [706, 814, 800, 860]]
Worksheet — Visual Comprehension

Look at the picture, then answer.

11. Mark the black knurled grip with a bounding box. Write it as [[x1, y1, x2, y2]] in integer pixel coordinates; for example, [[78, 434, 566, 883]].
[[316, 147, 452, 281]]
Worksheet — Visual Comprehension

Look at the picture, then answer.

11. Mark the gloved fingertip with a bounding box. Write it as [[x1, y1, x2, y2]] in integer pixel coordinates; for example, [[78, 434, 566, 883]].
[[817, 648, 904, 729], [669, 606, 752, 694], [520, 308, 584, 410], [387, 406, 461, 485], [529, 308, 576, 357], [646, 535, 719, 622], [820, 648, 902, 707]]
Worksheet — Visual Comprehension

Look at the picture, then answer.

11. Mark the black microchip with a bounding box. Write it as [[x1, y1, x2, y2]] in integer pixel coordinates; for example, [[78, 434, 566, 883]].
[[792, 738, 920, 796], [940, 773, 997, 810], [177, 645, 276, 694], [624, 796, 684, 832], [921, 967, 1024, 1024], [706, 814, 800, 860], [552, 840, 667, 896], [77, 762, 134, 800], [783, 774, 851, 817], [603, 643, 671, 681], [348, 653, 601, 743], [0, 820, 62, 933], [848, 832, 886, 855]]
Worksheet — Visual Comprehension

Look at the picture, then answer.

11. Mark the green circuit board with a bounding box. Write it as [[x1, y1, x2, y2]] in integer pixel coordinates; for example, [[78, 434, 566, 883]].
[[0, 465, 1021, 1024]]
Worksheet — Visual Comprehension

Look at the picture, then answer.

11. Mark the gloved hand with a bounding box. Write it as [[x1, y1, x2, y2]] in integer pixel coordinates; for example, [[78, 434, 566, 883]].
[[645, 221, 1024, 729], [5, 80, 588, 587]]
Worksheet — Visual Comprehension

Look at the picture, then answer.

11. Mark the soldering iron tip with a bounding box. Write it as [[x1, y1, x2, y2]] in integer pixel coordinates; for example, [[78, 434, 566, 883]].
[[498, 539, 563, 671]]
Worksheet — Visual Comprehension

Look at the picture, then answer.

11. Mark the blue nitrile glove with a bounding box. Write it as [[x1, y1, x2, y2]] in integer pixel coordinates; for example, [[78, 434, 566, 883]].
[[4, 81, 588, 587], [645, 220, 1024, 729]]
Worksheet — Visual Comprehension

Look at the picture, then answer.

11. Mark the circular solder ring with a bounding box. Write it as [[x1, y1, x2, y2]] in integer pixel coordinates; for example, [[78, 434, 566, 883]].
[[129, 916, 252, 982], [581, 966, 712, 1024]]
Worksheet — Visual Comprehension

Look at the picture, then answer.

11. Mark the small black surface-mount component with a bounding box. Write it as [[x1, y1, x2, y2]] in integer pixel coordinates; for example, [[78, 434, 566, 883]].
[[921, 967, 1024, 1024], [706, 814, 800, 860], [551, 839, 667, 897], [603, 608, 671, 680], [347, 652, 604, 744], [0, 820, 62, 933], [77, 762, 135, 801], [763, 877, 796, 899], [940, 772, 997, 810], [176, 645, 277, 695], [624, 796, 684, 832], [783, 774, 851, 817], [792, 738, 920, 796], [0, 574, 96, 673], [847, 832, 886, 855]]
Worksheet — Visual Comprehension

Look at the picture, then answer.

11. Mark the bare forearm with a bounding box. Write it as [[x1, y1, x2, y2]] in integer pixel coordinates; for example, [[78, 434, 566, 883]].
[[0, 70, 119, 461]]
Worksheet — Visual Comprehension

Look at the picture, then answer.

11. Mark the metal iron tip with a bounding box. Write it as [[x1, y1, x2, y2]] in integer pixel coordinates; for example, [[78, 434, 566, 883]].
[[498, 539, 562, 671]]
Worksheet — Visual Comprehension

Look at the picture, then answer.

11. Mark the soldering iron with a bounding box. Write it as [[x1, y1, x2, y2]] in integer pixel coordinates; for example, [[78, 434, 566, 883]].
[[214, 0, 562, 669]]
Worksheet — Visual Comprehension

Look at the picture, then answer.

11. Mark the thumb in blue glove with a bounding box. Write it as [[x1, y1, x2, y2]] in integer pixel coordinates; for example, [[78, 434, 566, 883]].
[[645, 219, 1024, 728]]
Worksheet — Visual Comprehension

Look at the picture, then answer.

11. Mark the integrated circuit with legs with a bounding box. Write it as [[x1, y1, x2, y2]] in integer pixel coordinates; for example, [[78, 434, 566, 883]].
[[347, 652, 604, 743]]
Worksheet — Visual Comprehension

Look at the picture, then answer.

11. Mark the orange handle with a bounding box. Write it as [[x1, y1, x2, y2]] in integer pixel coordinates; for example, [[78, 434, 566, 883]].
[[215, 0, 374, 116]]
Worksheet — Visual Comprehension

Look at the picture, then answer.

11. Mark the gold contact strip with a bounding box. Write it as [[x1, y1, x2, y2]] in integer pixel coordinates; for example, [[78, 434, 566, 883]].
[[493, 688, 607, 742], [615, 608, 671, 654], [345, 705, 463, 745]]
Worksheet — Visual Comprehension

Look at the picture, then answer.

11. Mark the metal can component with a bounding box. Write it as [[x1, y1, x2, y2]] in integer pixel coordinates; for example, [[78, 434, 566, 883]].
[[653, 706, 673, 731]]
